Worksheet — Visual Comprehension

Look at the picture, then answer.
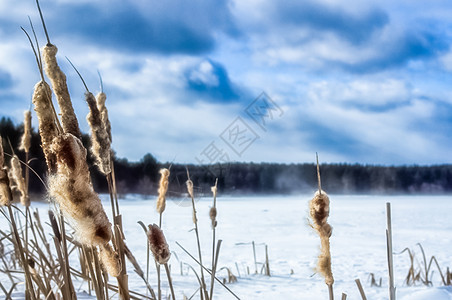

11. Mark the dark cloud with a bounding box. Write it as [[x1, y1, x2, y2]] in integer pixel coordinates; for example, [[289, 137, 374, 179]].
[[185, 59, 241, 102], [274, 1, 389, 44], [41, 0, 239, 55], [337, 30, 449, 73]]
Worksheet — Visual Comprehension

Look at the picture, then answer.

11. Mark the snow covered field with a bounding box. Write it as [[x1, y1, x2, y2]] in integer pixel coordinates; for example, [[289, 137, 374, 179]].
[[2, 194, 452, 299]]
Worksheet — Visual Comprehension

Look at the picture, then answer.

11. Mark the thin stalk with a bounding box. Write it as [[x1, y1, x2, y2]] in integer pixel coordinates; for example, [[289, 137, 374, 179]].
[[187, 173, 208, 300], [328, 283, 334, 300], [164, 263, 176, 300], [355, 279, 367, 300], [386, 202, 396, 300], [7, 205, 36, 300], [176, 241, 240, 300]]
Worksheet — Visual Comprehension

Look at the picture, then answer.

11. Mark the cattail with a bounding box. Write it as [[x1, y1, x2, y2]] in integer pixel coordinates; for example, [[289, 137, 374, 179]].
[[156, 168, 170, 214], [32, 80, 58, 172], [99, 243, 121, 277], [86, 91, 111, 175], [210, 182, 218, 228], [42, 44, 81, 139], [0, 140, 12, 206], [147, 224, 171, 265], [10, 155, 29, 207], [48, 133, 112, 246], [186, 179, 197, 223], [309, 190, 334, 286], [96, 92, 112, 143], [19, 110, 32, 153]]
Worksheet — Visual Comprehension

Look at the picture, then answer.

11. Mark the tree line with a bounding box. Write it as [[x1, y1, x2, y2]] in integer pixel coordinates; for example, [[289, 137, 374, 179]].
[[1, 116, 452, 197]]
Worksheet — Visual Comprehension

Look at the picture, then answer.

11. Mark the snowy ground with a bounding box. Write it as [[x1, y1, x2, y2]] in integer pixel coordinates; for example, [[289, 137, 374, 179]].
[[1, 194, 452, 299]]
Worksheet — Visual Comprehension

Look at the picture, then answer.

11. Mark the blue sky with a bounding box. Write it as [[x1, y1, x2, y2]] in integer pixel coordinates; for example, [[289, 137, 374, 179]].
[[1, 0, 452, 165]]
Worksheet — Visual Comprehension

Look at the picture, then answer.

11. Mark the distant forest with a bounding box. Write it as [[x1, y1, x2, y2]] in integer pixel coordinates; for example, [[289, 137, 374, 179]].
[[1, 116, 452, 196]]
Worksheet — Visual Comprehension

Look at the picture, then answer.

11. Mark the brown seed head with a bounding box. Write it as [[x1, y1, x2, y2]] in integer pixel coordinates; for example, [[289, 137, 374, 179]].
[[99, 243, 121, 277], [309, 189, 334, 285], [48, 133, 112, 246], [156, 168, 170, 214], [32, 80, 58, 172], [147, 223, 171, 265], [19, 110, 32, 153], [86, 92, 111, 175], [42, 44, 81, 139], [96, 92, 112, 143], [186, 179, 194, 199], [0, 140, 12, 206], [209, 207, 217, 228], [10, 155, 29, 207]]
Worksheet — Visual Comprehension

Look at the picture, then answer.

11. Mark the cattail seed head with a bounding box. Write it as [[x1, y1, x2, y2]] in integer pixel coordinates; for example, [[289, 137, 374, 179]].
[[209, 207, 217, 228], [147, 223, 171, 265], [156, 168, 170, 214], [86, 92, 111, 175], [42, 44, 81, 139], [19, 110, 32, 153], [10, 155, 29, 207], [309, 190, 334, 285], [99, 243, 121, 277], [96, 92, 112, 143], [32, 80, 58, 172], [0, 140, 12, 206], [48, 133, 112, 246], [186, 179, 194, 199]]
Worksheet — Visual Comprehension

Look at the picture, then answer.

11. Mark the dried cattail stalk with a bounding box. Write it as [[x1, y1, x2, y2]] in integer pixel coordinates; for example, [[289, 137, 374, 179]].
[[156, 168, 170, 214], [309, 190, 334, 285], [19, 110, 32, 153], [147, 224, 171, 265], [99, 243, 121, 277], [96, 92, 112, 143], [10, 155, 29, 207], [32, 80, 58, 172], [42, 44, 81, 139], [48, 133, 112, 246], [0, 140, 12, 206], [86, 92, 111, 175]]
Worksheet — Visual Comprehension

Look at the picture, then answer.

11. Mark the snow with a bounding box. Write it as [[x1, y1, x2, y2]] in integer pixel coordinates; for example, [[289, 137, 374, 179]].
[[1, 194, 451, 299]]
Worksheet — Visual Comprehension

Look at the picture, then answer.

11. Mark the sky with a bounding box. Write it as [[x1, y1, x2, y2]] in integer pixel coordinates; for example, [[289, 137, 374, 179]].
[[1, 0, 452, 165]]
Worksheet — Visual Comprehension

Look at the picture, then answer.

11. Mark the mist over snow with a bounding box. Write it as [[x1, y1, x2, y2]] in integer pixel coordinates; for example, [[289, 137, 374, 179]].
[[1, 0, 452, 165]]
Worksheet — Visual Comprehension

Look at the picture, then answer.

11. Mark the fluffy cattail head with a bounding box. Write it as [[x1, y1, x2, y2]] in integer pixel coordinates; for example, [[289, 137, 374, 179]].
[[10, 155, 29, 207], [19, 110, 32, 153], [147, 224, 171, 265], [156, 168, 170, 214], [86, 92, 111, 175], [96, 92, 112, 143], [0, 140, 12, 206], [309, 189, 334, 285], [186, 179, 194, 199], [48, 133, 112, 246], [99, 243, 121, 277], [209, 207, 217, 228], [32, 80, 58, 172], [42, 44, 81, 139]]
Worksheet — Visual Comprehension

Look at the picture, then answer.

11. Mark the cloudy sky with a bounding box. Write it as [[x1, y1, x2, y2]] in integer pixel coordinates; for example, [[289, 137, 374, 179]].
[[1, 0, 452, 165]]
